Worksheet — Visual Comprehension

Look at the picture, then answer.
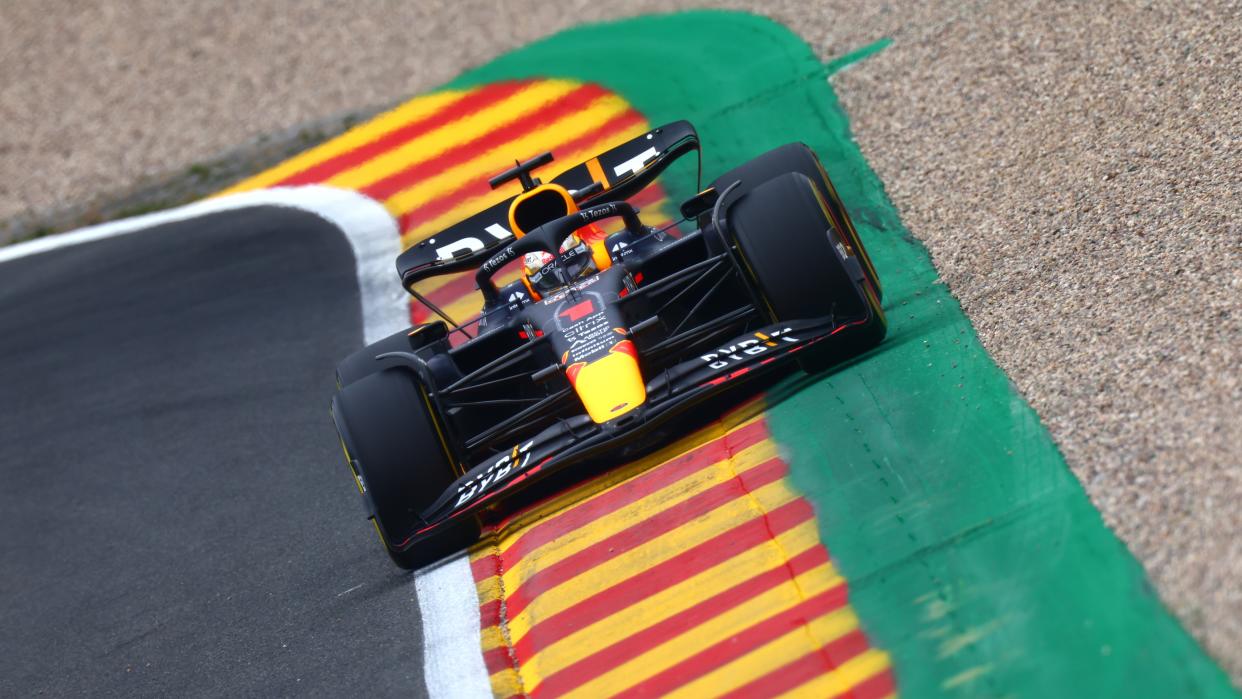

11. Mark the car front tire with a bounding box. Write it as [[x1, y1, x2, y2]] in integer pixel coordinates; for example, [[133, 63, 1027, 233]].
[[726, 172, 885, 373], [331, 367, 477, 570]]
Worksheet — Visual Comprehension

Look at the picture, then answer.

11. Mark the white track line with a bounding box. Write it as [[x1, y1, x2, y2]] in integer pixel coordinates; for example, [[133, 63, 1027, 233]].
[[0, 187, 490, 697], [0, 187, 402, 347], [416, 555, 493, 697]]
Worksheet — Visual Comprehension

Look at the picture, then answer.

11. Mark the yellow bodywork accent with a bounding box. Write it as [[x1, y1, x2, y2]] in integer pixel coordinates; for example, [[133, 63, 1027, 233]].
[[589, 240, 612, 271], [337, 435, 365, 495], [585, 156, 609, 190], [571, 349, 646, 423]]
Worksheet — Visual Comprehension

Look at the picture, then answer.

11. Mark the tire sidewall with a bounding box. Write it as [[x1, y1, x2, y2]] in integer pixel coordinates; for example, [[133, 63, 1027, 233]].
[[332, 367, 477, 569]]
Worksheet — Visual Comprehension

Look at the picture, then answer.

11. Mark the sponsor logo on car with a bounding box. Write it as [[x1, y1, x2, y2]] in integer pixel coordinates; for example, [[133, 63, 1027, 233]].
[[613, 146, 658, 177], [540, 272, 601, 305], [432, 223, 513, 261], [454, 440, 535, 508], [582, 204, 618, 222], [480, 245, 518, 274], [699, 328, 799, 370]]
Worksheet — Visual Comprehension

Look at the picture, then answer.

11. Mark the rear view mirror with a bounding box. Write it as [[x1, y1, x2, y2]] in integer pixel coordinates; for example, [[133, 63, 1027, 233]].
[[679, 187, 719, 220]]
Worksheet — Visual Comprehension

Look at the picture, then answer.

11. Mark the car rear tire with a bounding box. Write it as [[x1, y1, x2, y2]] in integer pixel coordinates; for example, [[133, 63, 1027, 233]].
[[712, 143, 881, 302], [726, 172, 885, 373], [331, 367, 477, 570]]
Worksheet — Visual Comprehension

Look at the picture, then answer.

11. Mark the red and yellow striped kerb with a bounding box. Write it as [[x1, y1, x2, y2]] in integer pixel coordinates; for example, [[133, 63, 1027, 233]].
[[222, 79, 666, 326], [475, 399, 894, 698], [225, 78, 895, 698]]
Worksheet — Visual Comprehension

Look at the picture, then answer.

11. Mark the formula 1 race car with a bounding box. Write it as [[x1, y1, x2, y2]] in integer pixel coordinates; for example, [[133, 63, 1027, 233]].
[[331, 121, 885, 569]]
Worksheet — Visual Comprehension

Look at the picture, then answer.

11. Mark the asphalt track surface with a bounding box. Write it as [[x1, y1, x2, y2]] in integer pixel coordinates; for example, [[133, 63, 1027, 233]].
[[4, 2, 1240, 673], [0, 208, 426, 696]]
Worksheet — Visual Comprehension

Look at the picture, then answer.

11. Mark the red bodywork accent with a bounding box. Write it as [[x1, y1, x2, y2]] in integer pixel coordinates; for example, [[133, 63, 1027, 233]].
[[560, 299, 596, 323], [565, 362, 588, 386], [611, 339, 637, 358]]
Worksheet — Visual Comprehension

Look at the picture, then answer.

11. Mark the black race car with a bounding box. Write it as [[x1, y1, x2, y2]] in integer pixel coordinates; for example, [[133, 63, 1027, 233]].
[[331, 121, 885, 569]]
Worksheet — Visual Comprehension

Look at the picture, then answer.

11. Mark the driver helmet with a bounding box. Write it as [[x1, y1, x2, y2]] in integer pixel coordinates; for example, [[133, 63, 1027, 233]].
[[523, 232, 587, 277], [523, 250, 556, 277]]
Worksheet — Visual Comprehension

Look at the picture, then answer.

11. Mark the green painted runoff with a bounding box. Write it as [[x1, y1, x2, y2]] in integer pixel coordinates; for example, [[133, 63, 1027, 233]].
[[443, 10, 1235, 698]]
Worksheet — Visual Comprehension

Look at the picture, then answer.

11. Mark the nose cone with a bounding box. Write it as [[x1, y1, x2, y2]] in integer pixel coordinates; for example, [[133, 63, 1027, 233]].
[[566, 340, 646, 423]]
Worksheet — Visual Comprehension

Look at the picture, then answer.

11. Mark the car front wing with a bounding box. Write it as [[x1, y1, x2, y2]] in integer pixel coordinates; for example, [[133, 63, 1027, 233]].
[[389, 313, 870, 554]]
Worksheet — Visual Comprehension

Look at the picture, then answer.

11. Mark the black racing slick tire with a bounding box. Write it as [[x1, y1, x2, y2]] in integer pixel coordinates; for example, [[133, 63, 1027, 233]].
[[712, 142, 881, 302], [335, 322, 447, 389], [331, 368, 477, 570], [727, 172, 886, 373]]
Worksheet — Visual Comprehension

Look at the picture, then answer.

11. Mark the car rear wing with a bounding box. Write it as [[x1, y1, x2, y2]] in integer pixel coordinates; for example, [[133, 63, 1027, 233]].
[[396, 120, 700, 292]]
